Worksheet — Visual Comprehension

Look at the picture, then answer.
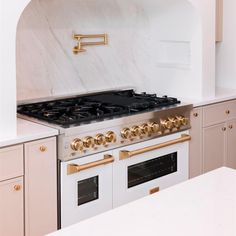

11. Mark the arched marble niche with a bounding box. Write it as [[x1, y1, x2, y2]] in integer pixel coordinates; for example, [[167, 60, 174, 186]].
[[16, 0, 203, 103]]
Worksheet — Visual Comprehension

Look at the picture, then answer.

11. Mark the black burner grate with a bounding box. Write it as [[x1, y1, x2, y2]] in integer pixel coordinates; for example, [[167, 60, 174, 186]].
[[17, 90, 180, 127]]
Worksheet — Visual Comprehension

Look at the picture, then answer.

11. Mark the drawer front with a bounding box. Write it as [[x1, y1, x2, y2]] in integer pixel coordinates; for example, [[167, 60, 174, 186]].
[[0, 145, 23, 181], [227, 100, 236, 120], [203, 101, 230, 127]]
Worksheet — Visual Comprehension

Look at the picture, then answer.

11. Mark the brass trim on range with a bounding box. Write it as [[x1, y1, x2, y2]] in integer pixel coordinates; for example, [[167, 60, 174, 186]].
[[73, 33, 108, 54], [119, 134, 191, 160], [67, 154, 114, 175], [149, 187, 160, 195]]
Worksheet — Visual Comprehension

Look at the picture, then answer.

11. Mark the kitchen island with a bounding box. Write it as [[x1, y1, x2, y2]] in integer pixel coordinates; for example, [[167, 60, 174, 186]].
[[48, 167, 236, 236]]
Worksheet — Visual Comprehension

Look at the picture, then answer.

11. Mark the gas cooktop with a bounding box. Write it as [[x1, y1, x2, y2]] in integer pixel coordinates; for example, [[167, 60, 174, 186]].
[[17, 90, 180, 128]]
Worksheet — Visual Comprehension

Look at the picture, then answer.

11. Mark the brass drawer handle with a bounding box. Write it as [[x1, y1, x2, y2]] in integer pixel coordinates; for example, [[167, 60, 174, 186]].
[[14, 185, 21, 191], [150, 187, 160, 195], [226, 110, 230, 115], [222, 127, 227, 131], [67, 154, 114, 175], [120, 134, 191, 160], [39, 146, 47, 152], [193, 113, 198, 117], [229, 125, 233, 129]]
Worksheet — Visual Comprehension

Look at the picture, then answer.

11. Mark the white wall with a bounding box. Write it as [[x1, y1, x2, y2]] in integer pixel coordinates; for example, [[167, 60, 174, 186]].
[[190, 0, 216, 98], [17, 0, 201, 102], [0, 0, 30, 139], [0, 0, 216, 139], [216, 0, 236, 89]]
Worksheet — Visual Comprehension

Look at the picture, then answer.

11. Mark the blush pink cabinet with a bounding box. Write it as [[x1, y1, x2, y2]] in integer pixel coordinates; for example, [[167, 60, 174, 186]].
[[203, 123, 226, 172], [226, 119, 236, 169], [0, 145, 24, 236], [189, 100, 236, 178], [0, 137, 57, 236], [189, 108, 203, 178], [216, 0, 223, 42], [24, 137, 57, 236], [0, 177, 24, 236]]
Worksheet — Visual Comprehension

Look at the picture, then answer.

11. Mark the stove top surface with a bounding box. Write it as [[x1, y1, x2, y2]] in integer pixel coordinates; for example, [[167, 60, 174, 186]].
[[17, 90, 180, 128]]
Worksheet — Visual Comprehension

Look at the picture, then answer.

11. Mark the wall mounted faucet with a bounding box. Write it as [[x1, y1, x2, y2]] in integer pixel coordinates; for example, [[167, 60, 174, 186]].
[[73, 33, 108, 54]]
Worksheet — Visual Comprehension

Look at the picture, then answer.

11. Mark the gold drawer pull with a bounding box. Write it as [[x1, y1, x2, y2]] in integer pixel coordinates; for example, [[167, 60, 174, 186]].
[[67, 154, 114, 175], [229, 125, 233, 129], [226, 110, 230, 115], [150, 187, 160, 195], [14, 185, 21, 191], [119, 134, 191, 160], [39, 146, 47, 152], [222, 127, 227, 131], [193, 113, 198, 117]]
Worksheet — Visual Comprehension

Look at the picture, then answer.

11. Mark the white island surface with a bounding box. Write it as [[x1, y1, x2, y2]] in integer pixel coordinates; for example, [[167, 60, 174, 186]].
[[48, 167, 236, 236]]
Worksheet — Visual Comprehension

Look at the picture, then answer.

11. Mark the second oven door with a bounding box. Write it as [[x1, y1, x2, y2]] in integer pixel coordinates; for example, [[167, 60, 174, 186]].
[[113, 132, 189, 208], [60, 151, 113, 228]]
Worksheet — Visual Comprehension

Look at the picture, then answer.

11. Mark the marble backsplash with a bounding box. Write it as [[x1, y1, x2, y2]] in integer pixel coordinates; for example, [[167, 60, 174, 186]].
[[16, 0, 200, 102]]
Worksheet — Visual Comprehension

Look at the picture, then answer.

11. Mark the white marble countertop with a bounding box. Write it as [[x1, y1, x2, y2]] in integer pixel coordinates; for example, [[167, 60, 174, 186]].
[[181, 87, 236, 107], [0, 118, 58, 148], [48, 167, 236, 236]]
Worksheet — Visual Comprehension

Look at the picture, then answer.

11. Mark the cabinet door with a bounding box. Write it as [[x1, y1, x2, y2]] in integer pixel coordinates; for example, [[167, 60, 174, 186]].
[[216, 0, 223, 42], [203, 123, 226, 173], [0, 177, 24, 236], [25, 137, 57, 236], [226, 119, 236, 169], [189, 108, 203, 178]]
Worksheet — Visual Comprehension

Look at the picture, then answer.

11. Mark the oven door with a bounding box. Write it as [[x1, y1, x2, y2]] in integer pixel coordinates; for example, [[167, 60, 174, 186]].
[[113, 131, 190, 208], [60, 152, 114, 228]]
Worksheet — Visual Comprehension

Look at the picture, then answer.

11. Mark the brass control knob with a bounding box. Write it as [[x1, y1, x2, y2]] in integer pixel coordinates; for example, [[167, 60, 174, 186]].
[[105, 131, 117, 143], [176, 116, 188, 126], [121, 128, 131, 139], [172, 117, 182, 128], [161, 119, 173, 130], [148, 122, 160, 133], [94, 133, 106, 146], [71, 138, 84, 151], [131, 126, 141, 137], [83, 136, 95, 148], [140, 123, 151, 135]]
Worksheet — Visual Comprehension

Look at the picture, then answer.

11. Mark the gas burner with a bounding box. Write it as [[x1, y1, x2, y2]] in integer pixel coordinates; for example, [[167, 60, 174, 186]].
[[17, 90, 181, 127]]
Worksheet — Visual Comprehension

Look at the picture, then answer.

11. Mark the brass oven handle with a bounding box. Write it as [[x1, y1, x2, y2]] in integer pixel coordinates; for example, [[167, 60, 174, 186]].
[[67, 154, 114, 175], [119, 134, 191, 160]]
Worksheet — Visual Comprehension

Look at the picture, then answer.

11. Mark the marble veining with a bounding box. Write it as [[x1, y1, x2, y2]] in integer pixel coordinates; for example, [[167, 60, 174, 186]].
[[16, 0, 200, 102]]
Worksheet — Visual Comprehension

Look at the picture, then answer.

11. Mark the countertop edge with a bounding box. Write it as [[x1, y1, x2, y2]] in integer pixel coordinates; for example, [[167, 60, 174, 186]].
[[0, 118, 59, 148]]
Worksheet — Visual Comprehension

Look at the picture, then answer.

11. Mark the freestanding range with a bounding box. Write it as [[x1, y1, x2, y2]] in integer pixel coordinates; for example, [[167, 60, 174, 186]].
[[18, 89, 192, 227]]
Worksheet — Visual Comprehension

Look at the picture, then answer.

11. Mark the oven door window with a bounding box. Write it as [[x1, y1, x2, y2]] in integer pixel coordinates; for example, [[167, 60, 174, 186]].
[[128, 152, 177, 188], [77, 176, 99, 206]]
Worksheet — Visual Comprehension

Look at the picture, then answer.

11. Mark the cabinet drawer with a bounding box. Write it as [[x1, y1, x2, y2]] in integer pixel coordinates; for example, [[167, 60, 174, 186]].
[[203, 101, 231, 127], [227, 100, 236, 120], [0, 145, 23, 181]]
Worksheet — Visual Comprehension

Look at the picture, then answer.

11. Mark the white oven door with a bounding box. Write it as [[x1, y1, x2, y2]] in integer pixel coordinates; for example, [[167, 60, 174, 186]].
[[113, 131, 190, 208], [60, 152, 114, 228]]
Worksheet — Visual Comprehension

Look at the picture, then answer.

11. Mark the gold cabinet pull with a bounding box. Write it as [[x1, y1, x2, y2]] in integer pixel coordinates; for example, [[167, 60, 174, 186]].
[[149, 187, 160, 195], [119, 134, 191, 160], [193, 112, 198, 117], [226, 110, 230, 115], [14, 185, 21, 191], [39, 145, 47, 152], [222, 127, 227, 131], [229, 125, 233, 129], [67, 154, 114, 175]]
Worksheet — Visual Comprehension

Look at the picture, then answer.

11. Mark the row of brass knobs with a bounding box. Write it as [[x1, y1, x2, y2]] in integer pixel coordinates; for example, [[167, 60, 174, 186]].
[[121, 116, 188, 139], [71, 131, 116, 151]]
